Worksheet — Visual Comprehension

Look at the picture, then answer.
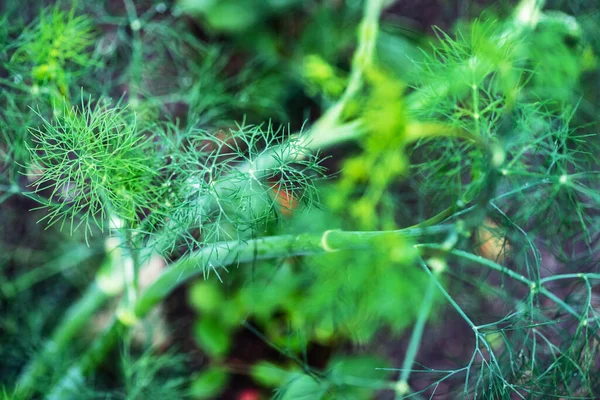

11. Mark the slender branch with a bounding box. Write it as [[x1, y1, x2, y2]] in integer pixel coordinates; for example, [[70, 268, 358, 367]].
[[123, 0, 143, 103], [540, 273, 600, 284], [394, 267, 438, 399], [420, 245, 582, 320], [141, 0, 388, 259], [0, 245, 96, 298], [45, 225, 451, 397], [14, 284, 113, 398], [13, 239, 125, 399], [306, 0, 385, 150], [116, 230, 139, 325]]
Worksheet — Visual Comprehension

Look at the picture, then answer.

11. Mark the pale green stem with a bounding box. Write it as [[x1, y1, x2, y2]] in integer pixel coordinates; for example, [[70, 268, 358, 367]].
[[13, 239, 124, 399], [395, 258, 479, 399], [540, 273, 600, 284], [308, 0, 384, 148], [45, 225, 451, 398], [419, 245, 582, 320], [142, 0, 387, 257], [394, 268, 438, 399], [123, 0, 143, 104], [0, 245, 96, 298], [14, 283, 110, 399], [116, 230, 139, 325]]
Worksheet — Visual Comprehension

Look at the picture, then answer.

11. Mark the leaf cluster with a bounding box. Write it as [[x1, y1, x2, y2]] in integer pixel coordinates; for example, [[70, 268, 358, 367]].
[[27, 99, 160, 237]]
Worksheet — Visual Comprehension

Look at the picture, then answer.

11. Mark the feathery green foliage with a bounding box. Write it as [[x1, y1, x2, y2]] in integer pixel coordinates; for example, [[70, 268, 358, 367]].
[[2, 0, 600, 399], [27, 98, 160, 237]]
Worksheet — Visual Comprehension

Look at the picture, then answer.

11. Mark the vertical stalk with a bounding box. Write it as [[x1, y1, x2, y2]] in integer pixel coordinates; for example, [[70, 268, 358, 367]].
[[14, 283, 111, 399], [123, 0, 143, 105], [393, 231, 459, 399], [394, 271, 437, 399], [116, 230, 139, 326], [13, 238, 124, 399], [307, 0, 385, 150]]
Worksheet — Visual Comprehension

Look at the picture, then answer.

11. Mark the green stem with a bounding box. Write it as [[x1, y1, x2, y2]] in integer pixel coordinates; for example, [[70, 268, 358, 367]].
[[13, 240, 125, 399], [123, 0, 143, 103], [14, 285, 112, 398], [45, 225, 450, 397], [420, 245, 582, 320], [142, 0, 387, 257], [417, 257, 477, 330], [407, 205, 456, 229], [0, 245, 96, 298], [394, 267, 438, 399], [117, 230, 139, 325], [307, 0, 384, 150], [540, 273, 600, 284]]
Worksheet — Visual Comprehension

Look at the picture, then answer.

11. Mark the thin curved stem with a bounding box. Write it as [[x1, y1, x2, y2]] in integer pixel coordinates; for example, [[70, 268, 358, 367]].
[[420, 245, 582, 320], [307, 0, 384, 149], [14, 239, 125, 399], [14, 284, 113, 398]]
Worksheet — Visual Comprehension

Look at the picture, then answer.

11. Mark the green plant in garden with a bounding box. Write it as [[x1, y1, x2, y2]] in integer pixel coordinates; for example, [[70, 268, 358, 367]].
[[27, 99, 161, 237], [10, 3, 96, 99], [1, 0, 600, 399]]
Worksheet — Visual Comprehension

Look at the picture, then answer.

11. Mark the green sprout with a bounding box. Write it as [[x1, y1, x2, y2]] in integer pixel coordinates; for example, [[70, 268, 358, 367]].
[[10, 3, 96, 97], [26, 97, 160, 238]]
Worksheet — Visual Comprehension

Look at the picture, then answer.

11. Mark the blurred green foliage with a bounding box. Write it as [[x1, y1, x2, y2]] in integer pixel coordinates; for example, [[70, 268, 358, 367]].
[[187, 204, 425, 396], [10, 4, 96, 100], [275, 355, 391, 400], [2, 0, 600, 399]]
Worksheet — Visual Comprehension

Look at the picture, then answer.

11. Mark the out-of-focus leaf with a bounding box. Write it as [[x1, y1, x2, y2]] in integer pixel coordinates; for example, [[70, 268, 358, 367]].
[[178, 0, 261, 32], [250, 361, 290, 387], [326, 355, 391, 399], [279, 374, 327, 400], [188, 280, 224, 314], [377, 27, 423, 81], [188, 366, 229, 399], [193, 317, 231, 358]]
